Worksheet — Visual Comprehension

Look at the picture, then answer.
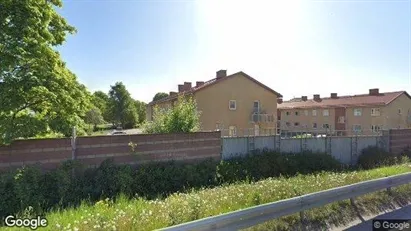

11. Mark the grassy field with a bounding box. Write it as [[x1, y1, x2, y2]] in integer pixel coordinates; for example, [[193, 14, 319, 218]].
[[2, 164, 411, 231]]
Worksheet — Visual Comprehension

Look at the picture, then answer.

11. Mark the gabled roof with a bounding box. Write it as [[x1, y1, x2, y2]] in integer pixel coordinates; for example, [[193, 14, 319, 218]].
[[148, 71, 282, 105], [278, 91, 410, 109]]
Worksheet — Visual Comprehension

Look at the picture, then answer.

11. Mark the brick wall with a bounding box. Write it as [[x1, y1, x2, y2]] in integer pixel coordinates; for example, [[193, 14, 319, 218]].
[[0, 131, 221, 171], [389, 129, 411, 154]]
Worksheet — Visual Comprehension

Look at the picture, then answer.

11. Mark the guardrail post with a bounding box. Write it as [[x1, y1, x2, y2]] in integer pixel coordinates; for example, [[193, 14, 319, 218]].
[[350, 198, 365, 222], [300, 211, 307, 231]]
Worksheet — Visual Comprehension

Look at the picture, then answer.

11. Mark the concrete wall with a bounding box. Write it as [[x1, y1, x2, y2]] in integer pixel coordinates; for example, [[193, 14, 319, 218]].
[[222, 135, 385, 165], [0, 131, 221, 171]]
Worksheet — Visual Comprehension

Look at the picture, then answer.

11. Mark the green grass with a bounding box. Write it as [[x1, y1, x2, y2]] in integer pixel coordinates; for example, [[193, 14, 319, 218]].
[[3, 164, 411, 231]]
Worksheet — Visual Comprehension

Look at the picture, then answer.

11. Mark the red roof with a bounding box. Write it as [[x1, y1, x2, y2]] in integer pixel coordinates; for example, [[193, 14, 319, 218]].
[[278, 91, 410, 109], [148, 71, 282, 105]]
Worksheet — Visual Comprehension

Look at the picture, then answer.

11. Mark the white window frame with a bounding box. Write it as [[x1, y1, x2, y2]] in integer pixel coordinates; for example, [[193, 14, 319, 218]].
[[312, 122, 317, 129], [323, 109, 329, 117], [338, 116, 345, 124], [229, 126, 237, 137], [354, 108, 362, 116], [304, 110, 308, 116], [286, 111, 291, 116], [371, 125, 382, 133], [371, 108, 381, 116], [312, 109, 317, 116], [253, 100, 260, 112], [229, 100, 236, 110]]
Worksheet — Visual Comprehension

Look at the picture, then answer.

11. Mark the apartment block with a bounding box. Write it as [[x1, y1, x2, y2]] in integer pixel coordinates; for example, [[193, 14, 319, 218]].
[[277, 89, 411, 135]]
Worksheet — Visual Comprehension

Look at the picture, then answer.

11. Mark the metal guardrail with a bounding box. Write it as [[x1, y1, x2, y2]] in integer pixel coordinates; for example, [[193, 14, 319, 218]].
[[158, 172, 411, 231]]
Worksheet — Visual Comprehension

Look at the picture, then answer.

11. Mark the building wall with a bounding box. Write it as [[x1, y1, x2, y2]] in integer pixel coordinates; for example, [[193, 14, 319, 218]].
[[278, 107, 336, 132], [385, 93, 411, 129], [194, 73, 278, 134]]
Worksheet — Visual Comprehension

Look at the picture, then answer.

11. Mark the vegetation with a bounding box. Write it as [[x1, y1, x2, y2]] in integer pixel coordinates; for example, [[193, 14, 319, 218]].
[[358, 146, 399, 169], [0, 150, 341, 220], [144, 95, 201, 134], [84, 108, 105, 131], [107, 82, 139, 129], [91, 91, 111, 123], [2, 163, 411, 231], [134, 100, 146, 125], [152, 92, 169, 101], [0, 0, 92, 144]]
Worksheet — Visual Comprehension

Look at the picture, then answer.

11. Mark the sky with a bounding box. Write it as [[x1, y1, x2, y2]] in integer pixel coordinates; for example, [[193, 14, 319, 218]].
[[58, 0, 411, 103]]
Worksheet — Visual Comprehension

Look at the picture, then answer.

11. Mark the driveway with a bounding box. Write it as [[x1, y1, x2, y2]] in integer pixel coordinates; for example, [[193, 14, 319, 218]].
[[124, 128, 143, 134]]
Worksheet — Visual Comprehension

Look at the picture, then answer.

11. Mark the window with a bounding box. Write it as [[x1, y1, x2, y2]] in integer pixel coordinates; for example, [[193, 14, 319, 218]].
[[215, 123, 222, 131], [286, 122, 291, 127], [253, 101, 260, 112], [323, 124, 330, 129], [371, 125, 382, 133], [295, 111, 299, 116], [338, 116, 345, 124], [313, 123, 317, 129], [398, 108, 402, 114], [294, 122, 300, 126], [229, 100, 236, 110], [354, 108, 362, 116], [323, 109, 329, 117], [371, 108, 381, 116], [286, 111, 291, 116], [304, 110, 308, 116], [353, 125, 362, 132], [312, 110, 317, 116], [229, 126, 237, 137]]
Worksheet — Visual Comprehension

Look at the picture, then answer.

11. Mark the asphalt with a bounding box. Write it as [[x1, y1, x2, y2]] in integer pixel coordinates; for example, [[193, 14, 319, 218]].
[[333, 205, 411, 231]]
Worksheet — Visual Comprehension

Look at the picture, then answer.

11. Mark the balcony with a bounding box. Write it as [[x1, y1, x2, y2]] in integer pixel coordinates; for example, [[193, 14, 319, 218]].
[[250, 111, 274, 123]]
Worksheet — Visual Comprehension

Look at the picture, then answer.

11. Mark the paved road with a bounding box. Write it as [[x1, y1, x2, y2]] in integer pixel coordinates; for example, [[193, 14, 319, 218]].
[[336, 205, 411, 231]]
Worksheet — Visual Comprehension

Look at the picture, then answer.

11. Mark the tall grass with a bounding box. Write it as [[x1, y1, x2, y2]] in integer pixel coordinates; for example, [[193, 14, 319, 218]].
[[3, 164, 411, 231]]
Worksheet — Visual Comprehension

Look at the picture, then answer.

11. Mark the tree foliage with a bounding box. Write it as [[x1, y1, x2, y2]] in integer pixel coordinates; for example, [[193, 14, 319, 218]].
[[143, 95, 201, 134], [107, 82, 138, 129], [152, 92, 169, 101], [92, 91, 110, 122], [0, 0, 91, 143], [135, 100, 146, 124], [84, 107, 104, 129]]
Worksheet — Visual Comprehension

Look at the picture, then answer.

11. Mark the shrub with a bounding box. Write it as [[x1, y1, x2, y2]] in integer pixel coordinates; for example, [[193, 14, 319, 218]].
[[358, 146, 398, 169], [0, 150, 342, 220]]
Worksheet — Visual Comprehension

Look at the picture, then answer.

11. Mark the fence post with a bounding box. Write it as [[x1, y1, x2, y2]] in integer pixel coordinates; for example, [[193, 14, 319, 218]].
[[71, 126, 77, 177]]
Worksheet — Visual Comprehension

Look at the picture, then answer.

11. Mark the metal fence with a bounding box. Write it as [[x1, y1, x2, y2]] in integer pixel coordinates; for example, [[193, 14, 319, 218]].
[[159, 172, 411, 231]]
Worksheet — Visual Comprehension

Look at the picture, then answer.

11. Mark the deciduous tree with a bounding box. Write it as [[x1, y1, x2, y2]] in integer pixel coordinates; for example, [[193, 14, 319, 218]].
[[107, 82, 138, 129], [0, 0, 91, 143], [152, 92, 169, 101]]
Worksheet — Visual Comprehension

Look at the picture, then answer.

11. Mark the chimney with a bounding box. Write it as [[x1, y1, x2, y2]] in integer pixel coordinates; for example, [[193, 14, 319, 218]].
[[216, 70, 227, 79], [331, 93, 338, 99], [169, 91, 177, 96], [369, 88, 379, 96], [313, 94, 321, 101], [277, 98, 283, 104], [178, 84, 184, 93], [196, 81, 204, 87], [183, 82, 192, 91], [302, 96, 307, 101]]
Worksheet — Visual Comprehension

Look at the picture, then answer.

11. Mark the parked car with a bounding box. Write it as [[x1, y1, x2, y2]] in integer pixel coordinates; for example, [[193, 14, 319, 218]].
[[107, 130, 127, 135]]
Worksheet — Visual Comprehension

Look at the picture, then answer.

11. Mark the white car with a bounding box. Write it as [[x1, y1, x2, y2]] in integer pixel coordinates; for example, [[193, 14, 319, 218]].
[[107, 130, 127, 135]]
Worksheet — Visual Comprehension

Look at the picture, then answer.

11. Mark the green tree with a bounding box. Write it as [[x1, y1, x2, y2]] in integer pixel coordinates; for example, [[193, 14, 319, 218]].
[[0, 0, 91, 144], [134, 100, 147, 125], [108, 82, 138, 129], [84, 107, 105, 131], [92, 91, 110, 122], [143, 95, 201, 133], [152, 92, 169, 101]]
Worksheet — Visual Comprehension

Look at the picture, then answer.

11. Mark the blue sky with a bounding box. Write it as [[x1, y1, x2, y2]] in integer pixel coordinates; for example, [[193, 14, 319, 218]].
[[58, 0, 410, 103]]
